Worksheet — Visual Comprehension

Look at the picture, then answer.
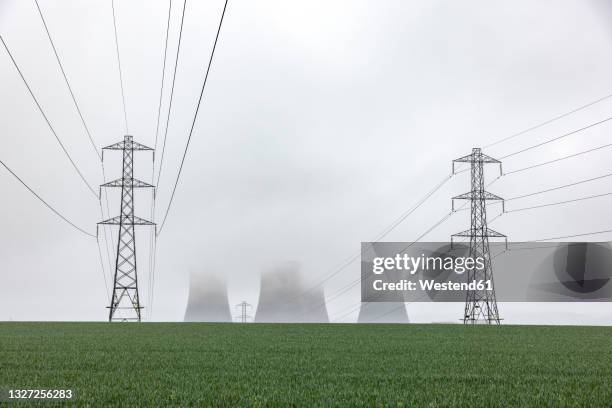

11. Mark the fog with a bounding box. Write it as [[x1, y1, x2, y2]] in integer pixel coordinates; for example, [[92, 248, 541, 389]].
[[0, 0, 611, 324]]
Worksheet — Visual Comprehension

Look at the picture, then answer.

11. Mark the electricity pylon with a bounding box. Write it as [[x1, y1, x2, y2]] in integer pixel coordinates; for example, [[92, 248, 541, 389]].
[[451, 147, 506, 325], [235, 301, 252, 323], [98, 135, 155, 322]]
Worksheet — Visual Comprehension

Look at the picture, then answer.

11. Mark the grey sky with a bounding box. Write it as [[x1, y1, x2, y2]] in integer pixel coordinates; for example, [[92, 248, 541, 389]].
[[0, 0, 611, 323]]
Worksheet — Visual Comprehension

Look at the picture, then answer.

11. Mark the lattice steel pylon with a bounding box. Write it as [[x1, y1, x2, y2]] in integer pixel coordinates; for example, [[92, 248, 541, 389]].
[[98, 135, 155, 322], [235, 301, 252, 323], [451, 147, 507, 325]]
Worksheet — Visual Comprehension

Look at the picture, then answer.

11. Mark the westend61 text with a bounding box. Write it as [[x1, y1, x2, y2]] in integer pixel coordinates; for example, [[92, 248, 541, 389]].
[[373, 279, 493, 292]]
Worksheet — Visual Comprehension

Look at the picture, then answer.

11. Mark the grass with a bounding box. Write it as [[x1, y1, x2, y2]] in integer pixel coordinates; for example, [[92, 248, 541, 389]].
[[0, 323, 611, 407]]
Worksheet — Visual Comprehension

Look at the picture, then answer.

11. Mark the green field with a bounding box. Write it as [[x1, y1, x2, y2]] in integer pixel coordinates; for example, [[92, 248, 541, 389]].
[[1, 323, 611, 407]]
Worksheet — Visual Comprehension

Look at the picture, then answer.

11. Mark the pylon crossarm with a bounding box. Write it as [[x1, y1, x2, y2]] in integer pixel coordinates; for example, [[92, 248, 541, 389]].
[[98, 215, 155, 226], [130, 140, 153, 151], [451, 228, 506, 239], [102, 140, 126, 151], [132, 216, 155, 225], [98, 215, 121, 225], [453, 151, 501, 164], [452, 229, 471, 238], [109, 306, 143, 310], [101, 178, 154, 189], [483, 228, 505, 238], [102, 139, 153, 152], [452, 191, 503, 201]]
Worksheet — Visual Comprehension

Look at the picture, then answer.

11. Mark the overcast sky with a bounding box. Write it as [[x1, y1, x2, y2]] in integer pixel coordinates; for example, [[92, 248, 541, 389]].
[[0, 0, 611, 324]]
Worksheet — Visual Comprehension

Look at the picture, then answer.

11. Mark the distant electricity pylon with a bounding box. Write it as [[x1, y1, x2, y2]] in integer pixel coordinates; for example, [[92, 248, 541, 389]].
[[235, 301, 252, 323], [98, 135, 155, 322], [451, 147, 507, 325]]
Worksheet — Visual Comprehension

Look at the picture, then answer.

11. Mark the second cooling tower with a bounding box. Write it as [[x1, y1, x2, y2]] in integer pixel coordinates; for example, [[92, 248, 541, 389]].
[[255, 261, 329, 323], [184, 272, 232, 322]]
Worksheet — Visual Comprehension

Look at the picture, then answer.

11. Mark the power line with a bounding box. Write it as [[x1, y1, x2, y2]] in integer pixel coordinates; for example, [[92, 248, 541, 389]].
[[111, 0, 129, 133], [506, 172, 612, 201], [504, 244, 562, 252], [504, 142, 612, 175], [98, 167, 116, 288], [505, 242, 611, 253], [147, 192, 157, 320], [33, 0, 101, 160], [0, 35, 99, 199], [157, 0, 229, 235], [147, 200, 155, 321], [148, 225, 158, 320], [370, 174, 453, 243], [484, 92, 612, 149], [148, 0, 173, 321], [153, 0, 173, 153], [33, 0, 116, 283], [156, 0, 186, 187], [499, 115, 612, 160], [0, 158, 96, 238], [95, 237, 112, 302], [454, 171, 612, 212], [97, 191, 115, 297], [518, 229, 612, 243], [506, 191, 612, 213]]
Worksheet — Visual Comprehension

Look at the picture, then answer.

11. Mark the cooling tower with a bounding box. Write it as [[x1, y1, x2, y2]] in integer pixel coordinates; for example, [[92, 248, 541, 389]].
[[184, 272, 232, 322], [357, 302, 410, 323], [255, 261, 329, 322], [359, 243, 411, 323]]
